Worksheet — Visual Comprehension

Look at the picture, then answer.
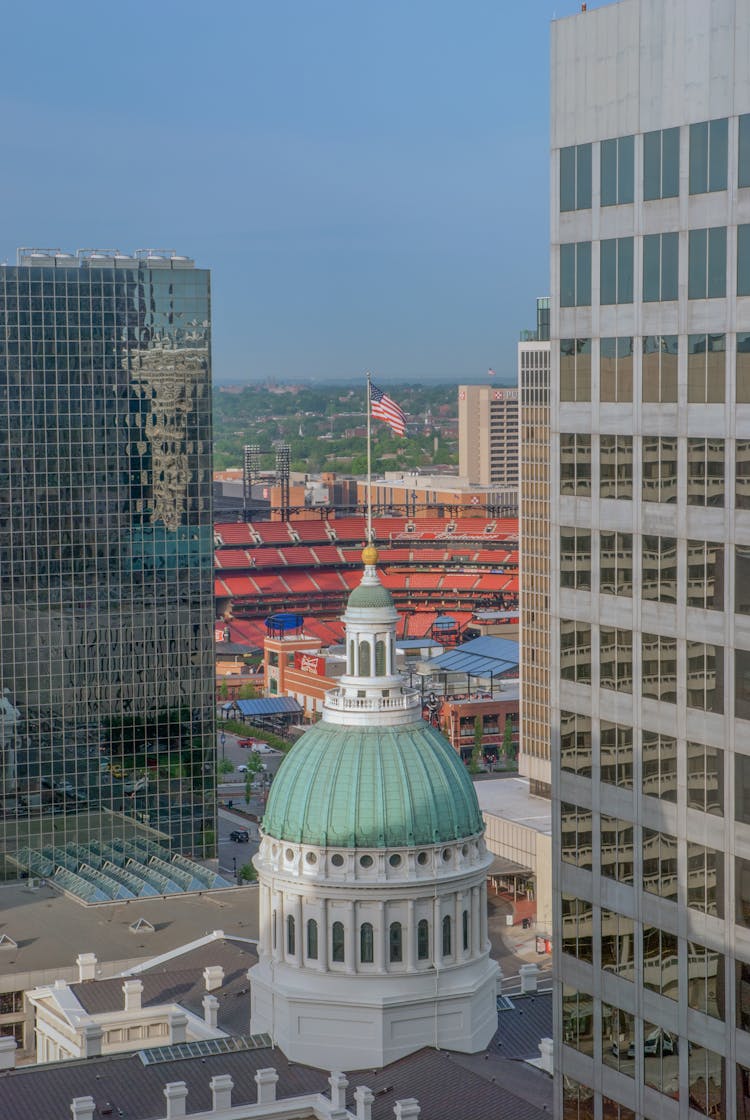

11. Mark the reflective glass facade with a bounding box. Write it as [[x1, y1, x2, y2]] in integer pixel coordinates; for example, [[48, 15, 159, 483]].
[[0, 255, 214, 876]]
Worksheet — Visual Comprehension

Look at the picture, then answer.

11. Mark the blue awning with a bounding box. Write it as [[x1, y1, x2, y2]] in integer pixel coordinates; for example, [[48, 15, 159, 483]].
[[428, 636, 519, 678], [234, 697, 303, 717]]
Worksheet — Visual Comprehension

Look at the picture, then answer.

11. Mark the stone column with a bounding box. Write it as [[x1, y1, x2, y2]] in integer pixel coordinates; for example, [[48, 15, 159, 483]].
[[347, 900, 357, 973], [455, 892, 464, 958], [318, 898, 328, 971], [433, 896, 442, 966], [471, 885, 481, 957], [406, 900, 416, 970], [480, 881, 488, 950], [258, 884, 269, 956], [374, 901, 385, 971], [271, 891, 282, 961], [291, 894, 302, 967]]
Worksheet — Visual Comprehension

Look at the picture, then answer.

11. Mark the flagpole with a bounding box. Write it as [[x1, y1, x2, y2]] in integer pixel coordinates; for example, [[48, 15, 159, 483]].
[[366, 372, 373, 546]]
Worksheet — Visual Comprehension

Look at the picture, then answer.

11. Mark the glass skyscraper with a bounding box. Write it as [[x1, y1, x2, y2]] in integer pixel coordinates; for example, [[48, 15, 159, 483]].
[[0, 249, 215, 879]]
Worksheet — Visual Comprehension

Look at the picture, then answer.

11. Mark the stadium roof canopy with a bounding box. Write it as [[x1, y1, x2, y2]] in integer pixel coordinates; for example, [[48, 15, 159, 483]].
[[426, 636, 519, 679]]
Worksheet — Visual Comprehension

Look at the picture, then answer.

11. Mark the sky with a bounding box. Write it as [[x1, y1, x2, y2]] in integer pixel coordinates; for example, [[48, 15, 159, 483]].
[[0, 0, 599, 384]]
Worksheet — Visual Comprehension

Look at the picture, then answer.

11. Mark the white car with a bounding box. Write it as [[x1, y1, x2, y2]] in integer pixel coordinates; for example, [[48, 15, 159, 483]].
[[251, 742, 274, 755]]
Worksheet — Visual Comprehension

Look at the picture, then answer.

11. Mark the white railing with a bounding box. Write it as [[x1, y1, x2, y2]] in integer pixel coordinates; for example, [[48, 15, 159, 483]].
[[325, 688, 420, 713]]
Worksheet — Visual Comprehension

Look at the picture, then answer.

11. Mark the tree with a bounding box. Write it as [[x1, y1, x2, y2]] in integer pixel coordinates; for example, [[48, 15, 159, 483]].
[[218, 758, 234, 777], [503, 718, 516, 764], [244, 754, 263, 803], [219, 680, 229, 700], [238, 862, 257, 882], [238, 681, 260, 700], [469, 716, 484, 774]]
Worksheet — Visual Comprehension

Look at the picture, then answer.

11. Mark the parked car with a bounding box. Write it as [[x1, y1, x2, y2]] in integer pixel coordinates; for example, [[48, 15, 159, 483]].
[[230, 830, 250, 843], [236, 738, 256, 748], [250, 742, 274, 755]]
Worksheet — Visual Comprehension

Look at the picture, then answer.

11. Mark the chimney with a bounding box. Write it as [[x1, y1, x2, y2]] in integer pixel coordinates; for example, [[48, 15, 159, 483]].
[[210, 1074, 234, 1111], [355, 1086, 375, 1120], [539, 1037, 554, 1075], [76, 953, 97, 982], [202, 994, 219, 1029], [203, 965, 224, 992], [81, 1024, 103, 1059], [163, 1082, 188, 1119], [519, 963, 539, 993], [0, 1037, 16, 1070], [122, 979, 143, 1012], [169, 1012, 188, 1045], [255, 1067, 279, 1104], [329, 1072, 349, 1111], [70, 1097, 95, 1120], [394, 1102, 421, 1120]]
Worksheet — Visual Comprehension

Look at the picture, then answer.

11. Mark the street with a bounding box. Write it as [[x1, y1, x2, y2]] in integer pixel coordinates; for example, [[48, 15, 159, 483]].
[[216, 728, 286, 879]]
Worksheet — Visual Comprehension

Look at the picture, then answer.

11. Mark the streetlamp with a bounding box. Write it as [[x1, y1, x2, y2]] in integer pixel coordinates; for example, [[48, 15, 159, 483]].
[[232, 856, 237, 882]]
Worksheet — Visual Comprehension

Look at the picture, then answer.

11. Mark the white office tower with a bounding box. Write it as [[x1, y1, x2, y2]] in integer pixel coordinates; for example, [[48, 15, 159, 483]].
[[551, 2, 750, 1118], [250, 546, 498, 1071]]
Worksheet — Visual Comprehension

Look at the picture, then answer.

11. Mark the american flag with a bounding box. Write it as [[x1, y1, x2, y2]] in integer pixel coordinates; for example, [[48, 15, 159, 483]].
[[370, 382, 407, 436]]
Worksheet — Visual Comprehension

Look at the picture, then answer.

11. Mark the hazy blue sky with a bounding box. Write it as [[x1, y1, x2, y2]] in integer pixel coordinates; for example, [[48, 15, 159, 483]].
[[0, 0, 596, 383]]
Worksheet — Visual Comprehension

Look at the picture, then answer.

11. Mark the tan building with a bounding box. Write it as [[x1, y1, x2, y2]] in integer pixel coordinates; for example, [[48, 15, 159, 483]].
[[458, 385, 519, 488], [355, 472, 516, 517], [517, 300, 551, 799], [263, 631, 344, 720]]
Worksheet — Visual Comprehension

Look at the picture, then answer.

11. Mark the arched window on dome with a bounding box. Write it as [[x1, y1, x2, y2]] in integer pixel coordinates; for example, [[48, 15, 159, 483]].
[[375, 639, 386, 676], [306, 918, 318, 960], [442, 914, 452, 957], [462, 909, 469, 953], [287, 914, 295, 957], [417, 919, 429, 961], [360, 922, 374, 964], [332, 921, 345, 963], [389, 921, 403, 963], [359, 641, 371, 676]]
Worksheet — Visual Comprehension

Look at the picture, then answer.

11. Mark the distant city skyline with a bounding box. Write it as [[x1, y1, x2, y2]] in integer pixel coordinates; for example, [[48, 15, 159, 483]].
[[0, 0, 598, 384]]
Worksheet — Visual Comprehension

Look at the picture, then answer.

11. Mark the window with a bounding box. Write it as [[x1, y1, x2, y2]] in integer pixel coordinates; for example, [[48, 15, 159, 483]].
[[559, 433, 591, 496], [687, 437, 724, 507], [690, 117, 728, 193], [560, 241, 592, 307], [601, 1004, 634, 1075], [600, 337, 633, 402], [375, 640, 385, 675], [561, 895, 593, 963], [600, 816, 634, 883], [642, 731, 677, 802], [563, 1079, 598, 1117], [687, 741, 723, 816], [306, 918, 318, 960], [643, 927, 679, 1000], [736, 649, 750, 721], [600, 237, 634, 304], [642, 437, 678, 503], [560, 710, 592, 778], [286, 914, 295, 956], [687, 842, 723, 916], [0, 992, 23, 1016], [737, 546, 750, 615], [560, 143, 592, 211], [462, 909, 469, 952], [642, 535, 677, 603], [738, 857, 750, 926], [644, 631, 680, 698], [689, 942, 724, 1019], [601, 910, 634, 981], [600, 531, 633, 596], [741, 114, 750, 188], [689, 226, 727, 298], [739, 226, 750, 297], [687, 333, 725, 403], [643, 126, 679, 199], [559, 338, 591, 402], [360, 922, 374, 964], [599, 627, 632, 693], [686, 641, 724, 713], [689, 1045, 725, 1117], [642, 335, 678, 402], [687, 540, 724, 610], [601, 135, 634, 205], [644, 1019, 680, 1098], [560, 620, 592, 683], [560, 528, 591, 590], [738, 334, 750, 401], [441, 915, 452, 957], [563, 987, 595, 1056], [561, 803, 593, 870], [332, 920, 345, 963], [736, 755, 750, 823], [599, 435, 633, 499], [642, 829, 678, 902], [389, 921, 402, 963], [600, 722, 633, 788], [417, 919, 429, 960], [738, 442, 750, 508], [642, 232, 678, 301], [359, 641, 371, 675]]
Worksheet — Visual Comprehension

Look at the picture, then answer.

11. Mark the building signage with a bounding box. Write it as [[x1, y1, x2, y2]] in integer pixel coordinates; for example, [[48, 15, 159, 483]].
[[294, 651, 325, 676]]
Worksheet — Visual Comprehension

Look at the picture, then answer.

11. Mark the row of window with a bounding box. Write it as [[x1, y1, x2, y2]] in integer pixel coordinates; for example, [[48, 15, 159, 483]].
[[561, 115, 750, 211], [561, 532, 742, 613], [562, 992, 724, 1117], [560, 333, 750, 403], [273, 912, 468, 964], [560, 434, 747, 508], [560, 622, 750, 717], [561, 226, 750, 306]]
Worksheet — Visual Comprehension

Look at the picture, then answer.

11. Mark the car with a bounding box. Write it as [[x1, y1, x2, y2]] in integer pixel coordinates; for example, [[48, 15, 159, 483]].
[[236, 764, 249, 773], [230, 830, 250, 843], [251, 742, 274, 755]]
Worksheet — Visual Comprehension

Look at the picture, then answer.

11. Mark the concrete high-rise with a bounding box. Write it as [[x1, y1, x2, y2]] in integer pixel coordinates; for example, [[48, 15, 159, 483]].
[[458, 385, 519, 488], [0, 249, 215, 877], [550, 3, 750, 1117]]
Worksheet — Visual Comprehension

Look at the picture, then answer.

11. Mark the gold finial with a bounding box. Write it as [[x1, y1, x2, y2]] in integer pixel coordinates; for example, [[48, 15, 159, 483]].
[[361, 543, 379, 566]]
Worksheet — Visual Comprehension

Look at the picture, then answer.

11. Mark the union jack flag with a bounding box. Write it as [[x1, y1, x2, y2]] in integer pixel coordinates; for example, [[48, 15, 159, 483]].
[[370, 382, 407, 436]]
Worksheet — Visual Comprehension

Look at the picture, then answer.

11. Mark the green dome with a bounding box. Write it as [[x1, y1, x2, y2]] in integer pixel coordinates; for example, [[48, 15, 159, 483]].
[[262, 720, 483, 848], [346, 582, 395, 610]]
